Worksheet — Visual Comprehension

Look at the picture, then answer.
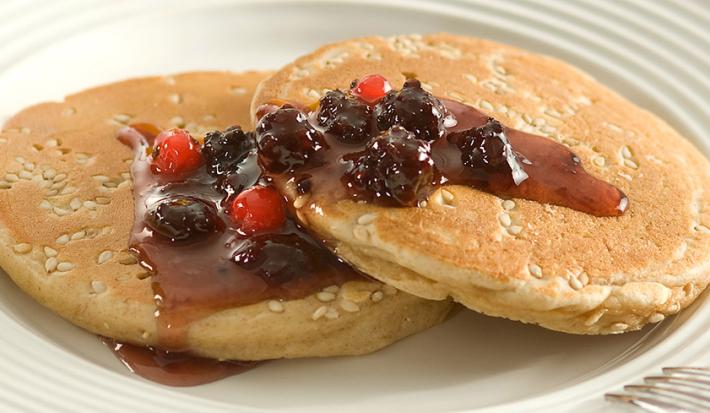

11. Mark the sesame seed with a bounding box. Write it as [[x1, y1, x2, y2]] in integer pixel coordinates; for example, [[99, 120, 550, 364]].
[[92, 175, 109, 183], [323, 285, 339, 294], [231, 87, 247, 95], [95, 197, 111, 205], [352, 225, 370, 242], [441, 189, 455, 203], [593, 156, 606, 167], [579, 272, 589, 285], [15, 157, 25, 164], [18, 170, 32, 180], [168, 93, 182, 104], [312, 306, 327, 320], [325, 308, 340, 319], [46, 139, 58, 147], [97, 251, 113, 265], [51, 181, 66, 190], [91, 280, 107, 294], [53, 174, 67, 182], [621, 146, 632, 158], [60, 186, 75, 195], [371, 291, 384, 302], [382, 285, 398, 295], [141, 331, 150, 339], [170, 116, 184, 126], [316, 291, 336, 302], [499, 213, 512, 227], [56, 262, 75, 272], [340, 300, 360, 313], [56, 234, 70, 245], [479, 100, 494, 111], [42, 169, 56, 179], [69, 198, 82, 211], [357, 213, 377, 225], [5, 174, 18, 182], [569, 276, 583, 290], [610, 322, 628, 332], [119, 255, 138, 265], [71, 231, 86, 241], [0, 181, 10, 189], [502, 200, 515, 210], [584, 308, 607, 326], [268, 300, 284, 313], [13, 243, 32, 254], [648, 313, 665, 323], [624, 159, 638, 169], [507, 225, 523, 235], [112, 114, 132, 124], [528, 264, 542, 278], [24, 162, 35, 171], [53, 207, 69, 216], [44, 246, 57, 257], [83, 201, 97, 210], [103, 181, 117, 188], [45, 257, 58, 272]]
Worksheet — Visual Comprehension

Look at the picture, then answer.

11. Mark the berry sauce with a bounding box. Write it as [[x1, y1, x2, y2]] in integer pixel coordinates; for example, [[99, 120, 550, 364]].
[[101, 338, 260, 387], [113, 123, 362, 385], [255, 77, 628, 216]]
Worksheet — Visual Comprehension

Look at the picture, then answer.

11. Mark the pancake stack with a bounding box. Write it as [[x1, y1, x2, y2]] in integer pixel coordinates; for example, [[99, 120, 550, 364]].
[[0, 34, 708, 378]]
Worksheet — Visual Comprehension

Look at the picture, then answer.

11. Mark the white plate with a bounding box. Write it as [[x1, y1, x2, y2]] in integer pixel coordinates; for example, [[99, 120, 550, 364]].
[[0, 0, 709, 412]]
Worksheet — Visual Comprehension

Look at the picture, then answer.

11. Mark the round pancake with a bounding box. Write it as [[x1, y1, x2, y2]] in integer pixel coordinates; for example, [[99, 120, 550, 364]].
[[0, 71, 452, 360], [251, 34, 710, 334]]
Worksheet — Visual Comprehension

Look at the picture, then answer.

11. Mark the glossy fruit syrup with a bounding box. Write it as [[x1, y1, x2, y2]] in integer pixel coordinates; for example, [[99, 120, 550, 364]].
[[255, 77, 628, 216], [111, 123, 361, 386]]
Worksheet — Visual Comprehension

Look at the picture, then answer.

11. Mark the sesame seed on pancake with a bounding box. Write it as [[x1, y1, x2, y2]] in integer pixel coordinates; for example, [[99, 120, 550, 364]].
[[0, 71, 452, 360], [251, 34, 710, 334]]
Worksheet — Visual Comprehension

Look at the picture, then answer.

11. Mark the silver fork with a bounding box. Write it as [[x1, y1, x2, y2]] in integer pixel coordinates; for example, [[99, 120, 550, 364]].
[[606, 367, 710, 412]]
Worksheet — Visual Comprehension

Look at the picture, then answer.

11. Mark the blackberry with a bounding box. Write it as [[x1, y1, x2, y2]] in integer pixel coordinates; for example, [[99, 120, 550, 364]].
[[317, 90, 375, 144], [255, 107, 327, 173], [375, 79, 448, 142], [146, 196, 223, 243], [453, 118, 509, 170], [202, 126, 255, 176], [342, 126, 434, 206]]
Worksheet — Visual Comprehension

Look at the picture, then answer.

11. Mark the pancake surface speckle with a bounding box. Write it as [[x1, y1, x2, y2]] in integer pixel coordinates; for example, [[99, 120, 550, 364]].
[[252, 34, 710, 334], [0, 71, 452, 360]]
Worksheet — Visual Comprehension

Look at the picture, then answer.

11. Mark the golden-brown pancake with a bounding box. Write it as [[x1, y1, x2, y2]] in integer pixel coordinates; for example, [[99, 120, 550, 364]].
[[0, 71, 452, 360], [251, 34, 710, 334]]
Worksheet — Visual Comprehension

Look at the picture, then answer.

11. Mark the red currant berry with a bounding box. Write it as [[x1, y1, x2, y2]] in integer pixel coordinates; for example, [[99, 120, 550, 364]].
[[351, 74, 392, 104], [151, 129, 203, 177], [229, 186, 286, 234]]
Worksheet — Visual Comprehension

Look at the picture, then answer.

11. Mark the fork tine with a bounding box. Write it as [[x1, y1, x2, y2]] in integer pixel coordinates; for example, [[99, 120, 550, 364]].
[[645, 375, 710, 389], [664, 367, 710, 377], [625, 384, 710, 406], [605, 393, 697, 412]]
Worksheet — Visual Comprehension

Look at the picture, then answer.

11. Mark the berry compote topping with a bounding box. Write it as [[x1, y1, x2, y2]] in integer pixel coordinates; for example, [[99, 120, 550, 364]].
[[117, 123, 362, 383], [150, 128, 203, 178], [317, 90, 375, 144], [255, 106, 327, 172], [375, 79, 453, 142], [254, 75, 628, 217], [343, 126, 434, 206], [350, 74, 392, 103], [146, 196, 224, 243]]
